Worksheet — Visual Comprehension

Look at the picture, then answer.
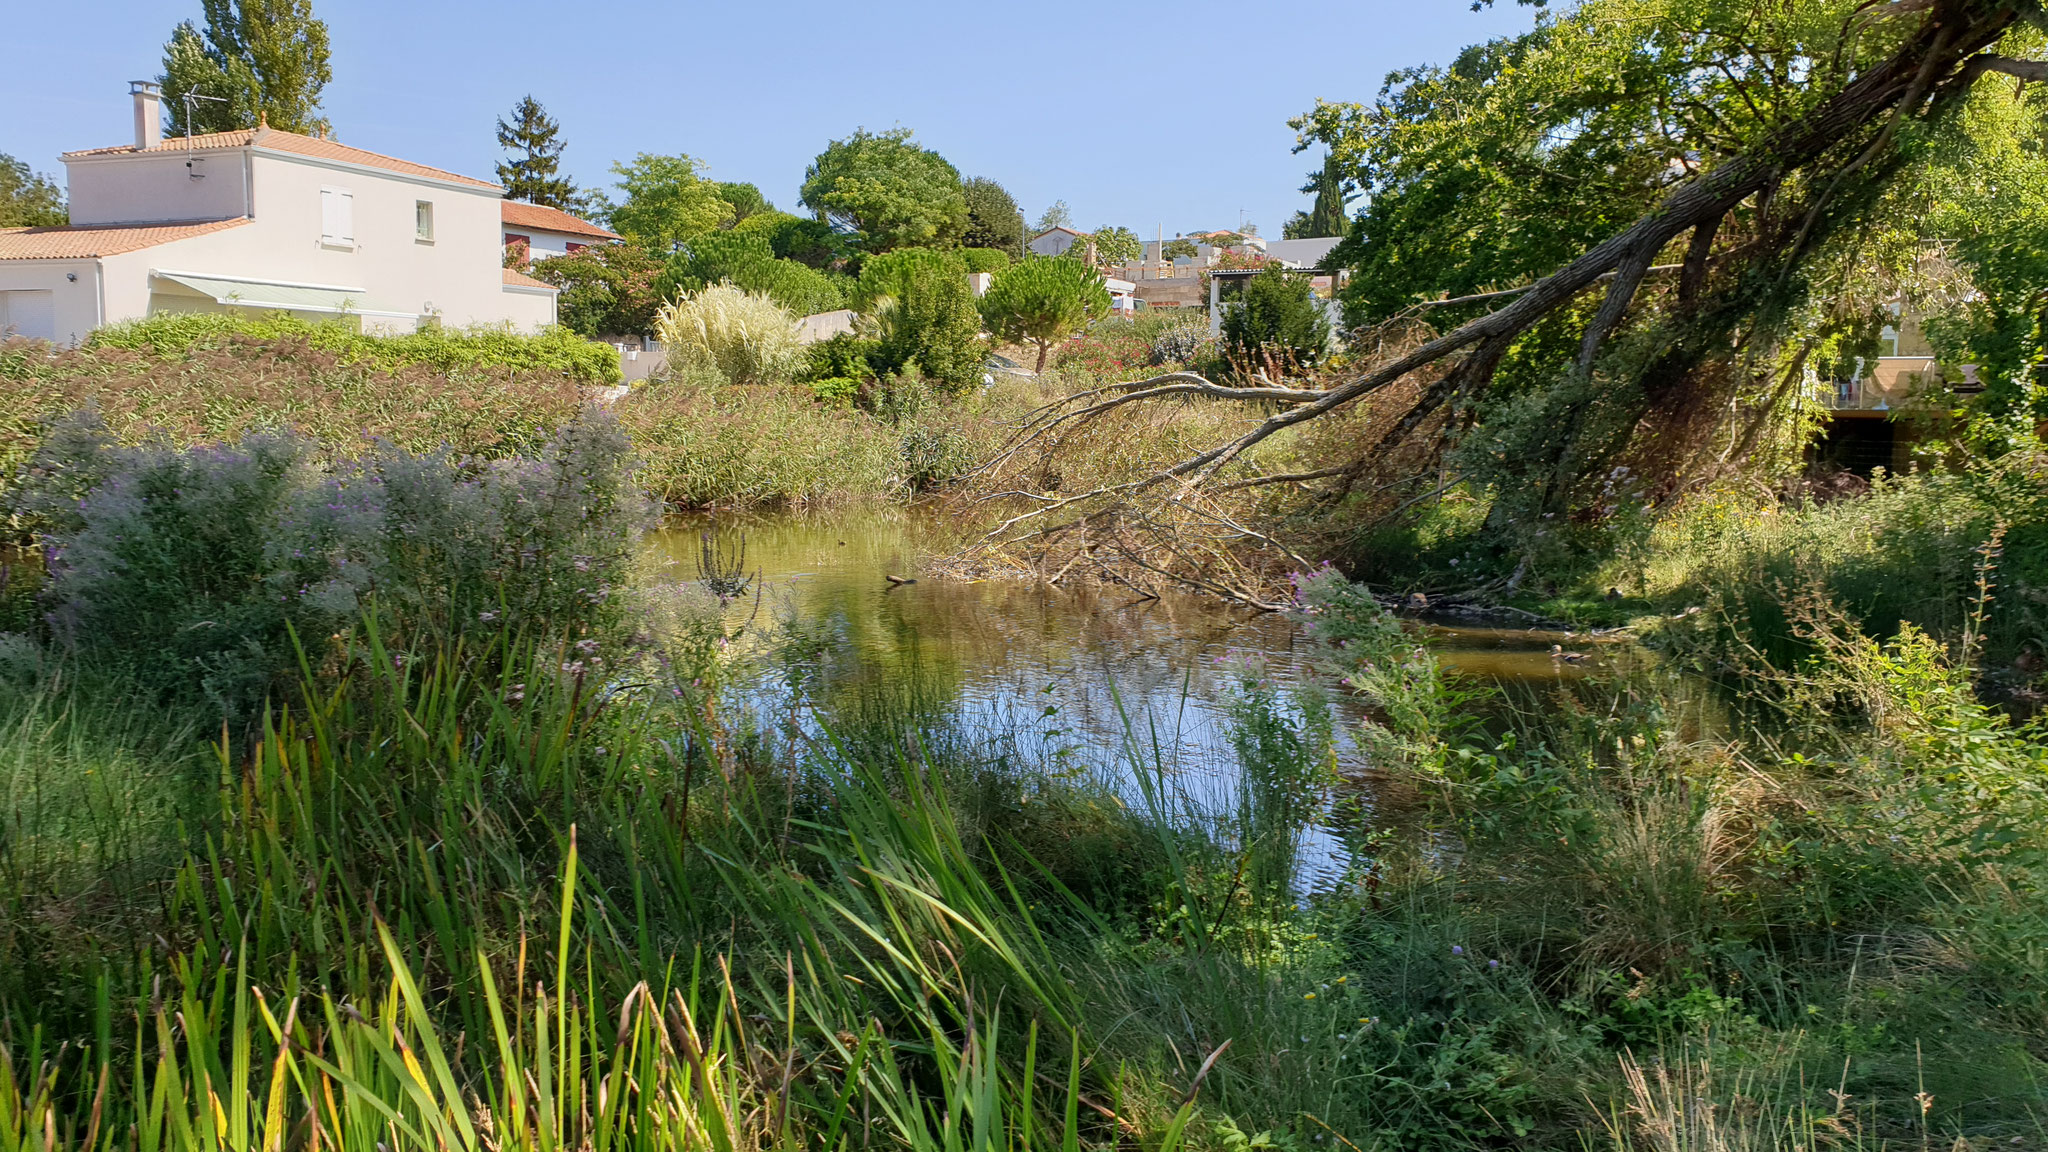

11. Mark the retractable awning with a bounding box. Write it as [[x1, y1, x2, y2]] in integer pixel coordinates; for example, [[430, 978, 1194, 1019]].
[[150, 271, 412, 319]]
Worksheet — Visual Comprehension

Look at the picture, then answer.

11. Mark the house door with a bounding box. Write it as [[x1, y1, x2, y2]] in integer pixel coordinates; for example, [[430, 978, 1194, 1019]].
[[0, 290, 55, 342]]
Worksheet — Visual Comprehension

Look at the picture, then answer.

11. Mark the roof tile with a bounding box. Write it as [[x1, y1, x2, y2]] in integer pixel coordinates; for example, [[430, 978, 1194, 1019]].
[[501, 201, 620, 241], [0, 218, 252, 261], [66, 127, 499, 190]]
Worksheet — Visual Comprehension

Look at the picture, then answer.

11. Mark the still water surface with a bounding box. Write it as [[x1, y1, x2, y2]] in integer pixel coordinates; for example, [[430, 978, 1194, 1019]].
[[646, 510, 1666, 890]]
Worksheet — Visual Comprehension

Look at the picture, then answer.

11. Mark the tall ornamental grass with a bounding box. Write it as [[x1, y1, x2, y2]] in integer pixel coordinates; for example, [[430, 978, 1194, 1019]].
[[654, 283, 806, 386]]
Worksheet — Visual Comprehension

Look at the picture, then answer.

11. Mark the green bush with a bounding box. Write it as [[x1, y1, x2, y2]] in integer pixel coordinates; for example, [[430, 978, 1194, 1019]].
[[853, 248, 985, 392], [809, 375, 861, 406], [85, 312, 622, 384], [1220, 267, 1331, 377], [962, 247, 1012, 274], [656, 231, 846, 316], [802, 331, 881, 383]]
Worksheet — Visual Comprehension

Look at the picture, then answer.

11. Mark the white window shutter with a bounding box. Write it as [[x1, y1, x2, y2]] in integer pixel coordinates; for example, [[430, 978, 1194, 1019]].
[[321, 187, 355, 246]]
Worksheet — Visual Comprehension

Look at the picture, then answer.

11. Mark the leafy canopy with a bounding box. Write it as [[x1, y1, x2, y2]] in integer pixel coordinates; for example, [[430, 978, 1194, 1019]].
[[851, 248, 985, 390], [656, 232, 846, 318], [799, 128, 968, 253], [530, 243, 665, 339], [962, 177, 1024, 256], [606, 154, 734, 251], [160, 0, 332, 136], [1081, 226, 1141, 266], [0, 155, 66, 228]]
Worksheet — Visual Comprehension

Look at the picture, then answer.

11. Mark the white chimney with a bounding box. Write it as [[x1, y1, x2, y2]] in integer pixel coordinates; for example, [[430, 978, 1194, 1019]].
[[130, 80, 162, 149]]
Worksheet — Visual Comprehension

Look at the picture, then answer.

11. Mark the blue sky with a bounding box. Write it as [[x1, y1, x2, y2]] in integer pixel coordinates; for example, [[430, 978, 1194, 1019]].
[[7, 1, 1537, 237]]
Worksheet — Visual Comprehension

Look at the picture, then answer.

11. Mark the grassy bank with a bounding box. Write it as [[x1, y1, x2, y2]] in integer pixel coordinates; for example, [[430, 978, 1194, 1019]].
[[0, 424, 2042, 1151]]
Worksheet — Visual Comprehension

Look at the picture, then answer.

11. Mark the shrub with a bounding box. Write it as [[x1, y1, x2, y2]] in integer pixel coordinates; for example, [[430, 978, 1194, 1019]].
[[809, 376, 861, 406], [852, 249, 984, 392], [84, 312, 622, 384], [1220, 267, 1331, 377], [1052, 319, 1151, 378], [1147, 313, 1214, 365], [654, 283, 805, 386], [529, 243, 666, 338], [962, 247, 1012, 274], [656, 231, 845, 316], [26, 411, 645, 719], [801, 332, 880, 383]]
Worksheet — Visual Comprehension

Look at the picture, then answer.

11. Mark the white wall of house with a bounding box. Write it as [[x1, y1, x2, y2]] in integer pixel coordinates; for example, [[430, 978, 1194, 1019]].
[[1029, 229, 1082, 257], [0, 260, 104, 344], [22, 145, 553, 335], [65, 151, 253, 225]]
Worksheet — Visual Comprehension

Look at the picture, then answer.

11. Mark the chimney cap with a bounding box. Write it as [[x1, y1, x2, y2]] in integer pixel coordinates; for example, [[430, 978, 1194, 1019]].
[[129, 80, 161, 95]]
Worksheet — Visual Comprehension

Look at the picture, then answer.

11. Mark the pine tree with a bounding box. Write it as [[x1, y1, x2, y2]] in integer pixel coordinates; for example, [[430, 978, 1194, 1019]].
[[159, 0, 331, 137], [497, 96, 579, 209]]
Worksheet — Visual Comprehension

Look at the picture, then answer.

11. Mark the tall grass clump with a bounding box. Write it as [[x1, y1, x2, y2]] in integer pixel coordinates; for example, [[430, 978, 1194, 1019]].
[[12, 409, 646, 719], [654, 283, 805, 386]]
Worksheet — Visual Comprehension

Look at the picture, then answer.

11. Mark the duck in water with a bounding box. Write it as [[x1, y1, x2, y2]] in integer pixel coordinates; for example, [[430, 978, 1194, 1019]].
[[1550, 644, 1588, 664]]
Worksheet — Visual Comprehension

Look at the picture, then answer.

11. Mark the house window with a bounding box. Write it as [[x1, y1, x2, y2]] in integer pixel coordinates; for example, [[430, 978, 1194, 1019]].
[[565, 241, 588, 255], [505, 233, 531, 267], [415, 200, 434, 242], [320, 186, 355, 248]]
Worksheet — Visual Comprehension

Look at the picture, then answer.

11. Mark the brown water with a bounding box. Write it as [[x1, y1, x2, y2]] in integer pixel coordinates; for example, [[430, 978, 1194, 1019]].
[[645, 510, 1700, 889]]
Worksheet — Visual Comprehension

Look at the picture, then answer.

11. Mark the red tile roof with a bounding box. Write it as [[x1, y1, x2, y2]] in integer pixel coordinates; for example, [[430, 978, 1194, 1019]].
[[501, 201, 620, 241], [503, 268, 556, 290], [66, 127, 499, 190], [0, 217, 251, 261]]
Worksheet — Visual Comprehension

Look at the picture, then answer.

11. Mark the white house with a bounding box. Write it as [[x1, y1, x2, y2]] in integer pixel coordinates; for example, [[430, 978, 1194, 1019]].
[[0, 82, 556, 345], [1028, 226, 1087, 258], [501, 200, 620, 262]]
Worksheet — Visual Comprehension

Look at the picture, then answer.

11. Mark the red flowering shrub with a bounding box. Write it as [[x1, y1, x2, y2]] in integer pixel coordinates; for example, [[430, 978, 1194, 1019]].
[[1052, 323, 1152, 378]]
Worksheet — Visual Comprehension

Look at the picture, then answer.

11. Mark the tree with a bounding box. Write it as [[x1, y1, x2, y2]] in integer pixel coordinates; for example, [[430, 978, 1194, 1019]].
[[735, 212, 849, 269], [962, 177, 1024, 256], [0, 155, 66, 227], [159, 0, 331, 136], [799, 128, 968, 252], [530, 243, 665, 338], [655, 232, 845, 317], [980, 258, 1113, 373], [978, 0, 2048, 596], [1161, 238, 1199, 261], [1282, 152, 1355, 239], [1220, 268, 1331, 377], [715, 183, 775, 227], [606, 154, 734, 251], [1034, 201, 1073, 234], [496, 96, 580, 209], [1081, 226, 1141, 267]]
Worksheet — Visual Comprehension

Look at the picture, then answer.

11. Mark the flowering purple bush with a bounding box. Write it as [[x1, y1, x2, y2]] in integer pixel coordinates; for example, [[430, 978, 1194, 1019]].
[[27, 409, 648, 719]]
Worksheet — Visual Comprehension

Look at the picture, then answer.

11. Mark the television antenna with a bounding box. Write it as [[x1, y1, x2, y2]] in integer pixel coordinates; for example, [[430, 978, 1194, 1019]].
[[179, 92, 229, 177]]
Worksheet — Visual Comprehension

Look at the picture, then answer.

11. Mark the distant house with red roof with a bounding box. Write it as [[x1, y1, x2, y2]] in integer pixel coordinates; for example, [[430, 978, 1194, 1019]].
[[501, 201, 620, 264], [0, 81, 559, 345]]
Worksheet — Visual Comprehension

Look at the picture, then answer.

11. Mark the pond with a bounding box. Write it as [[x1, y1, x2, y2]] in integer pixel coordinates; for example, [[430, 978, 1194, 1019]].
[[646, 510, 1703, 891]]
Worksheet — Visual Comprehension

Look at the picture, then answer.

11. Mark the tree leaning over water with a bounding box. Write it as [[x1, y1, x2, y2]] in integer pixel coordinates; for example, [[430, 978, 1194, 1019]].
[[975, 0, 2048, 592]]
